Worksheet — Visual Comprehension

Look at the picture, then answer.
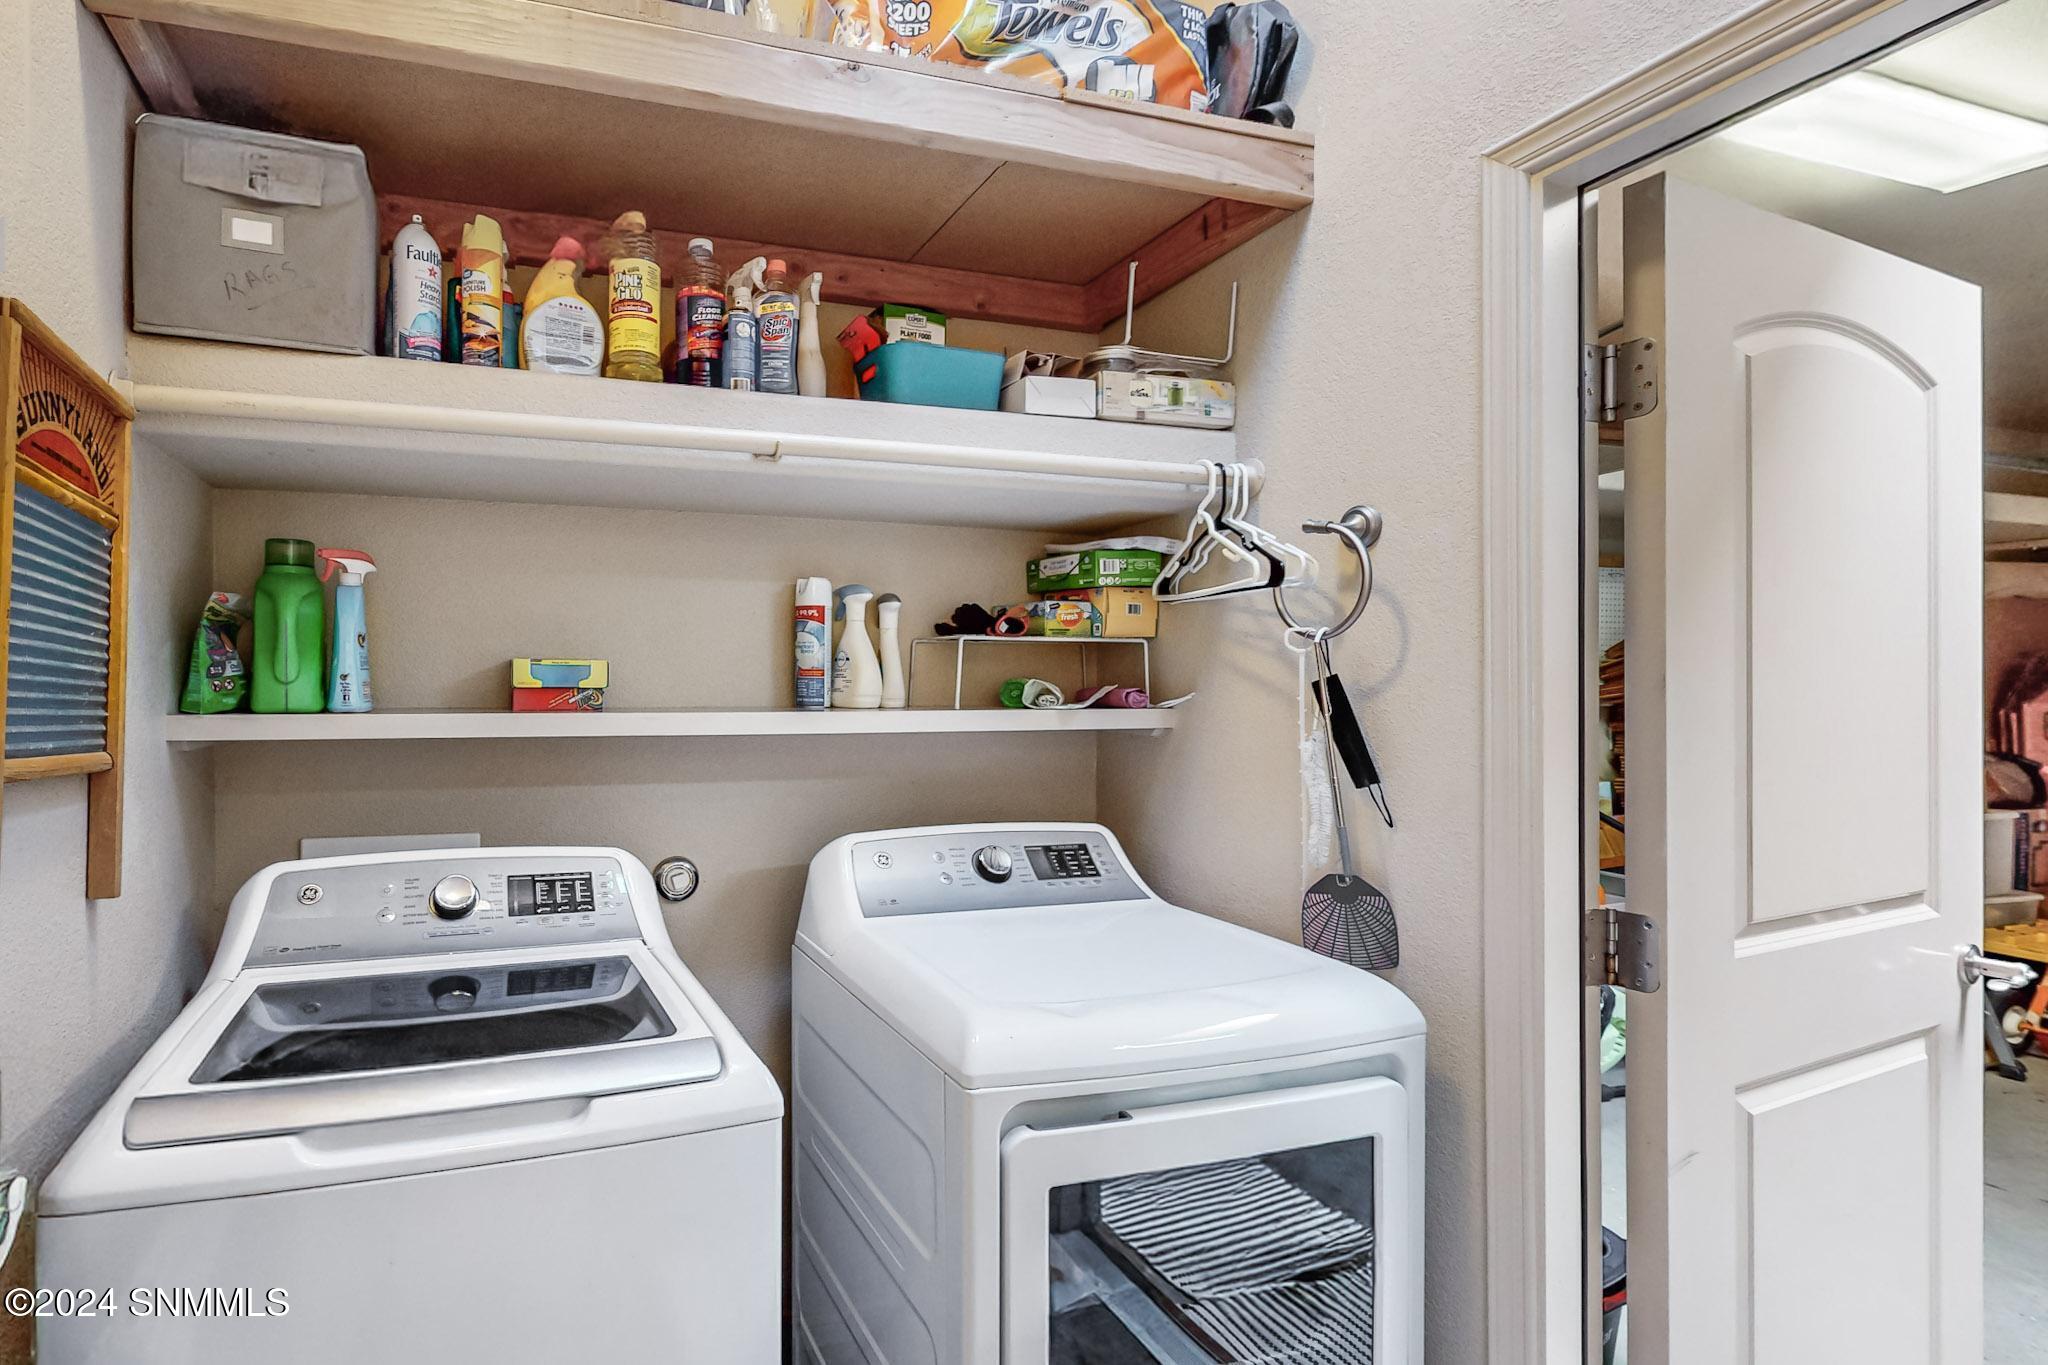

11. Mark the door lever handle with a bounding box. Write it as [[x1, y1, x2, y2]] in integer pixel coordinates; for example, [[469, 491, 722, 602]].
[[1960, 946, 2038, 989]]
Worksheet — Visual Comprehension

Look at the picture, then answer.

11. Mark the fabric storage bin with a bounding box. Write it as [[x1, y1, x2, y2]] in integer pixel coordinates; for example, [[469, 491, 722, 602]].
[[131, 115, 376, 354], [853, 341, 1003, 411]]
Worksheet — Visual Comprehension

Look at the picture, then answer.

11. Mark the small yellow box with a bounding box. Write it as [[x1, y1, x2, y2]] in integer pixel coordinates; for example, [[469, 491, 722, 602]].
[[1048, 588, 1158, 638], [512, 658, 610, 689]]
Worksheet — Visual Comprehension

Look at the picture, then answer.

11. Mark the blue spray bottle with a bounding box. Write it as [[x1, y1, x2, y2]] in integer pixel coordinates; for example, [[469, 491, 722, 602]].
[[317, 548, 377, 713]]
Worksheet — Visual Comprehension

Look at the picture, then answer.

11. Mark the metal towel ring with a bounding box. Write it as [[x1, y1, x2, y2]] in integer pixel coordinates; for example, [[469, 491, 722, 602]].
[[1274, 505, 1382, 639]]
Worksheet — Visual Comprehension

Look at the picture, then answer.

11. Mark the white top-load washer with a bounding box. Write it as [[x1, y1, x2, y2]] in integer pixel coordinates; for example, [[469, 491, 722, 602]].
[[792, 822, 1425, 1365], [38, 847, 782, 1365]]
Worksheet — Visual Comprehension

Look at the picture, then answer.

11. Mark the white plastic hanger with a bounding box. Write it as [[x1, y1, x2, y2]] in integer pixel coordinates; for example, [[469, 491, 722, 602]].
[[1218, 461, 1317, 587], [1154, 463, 1268, 602]]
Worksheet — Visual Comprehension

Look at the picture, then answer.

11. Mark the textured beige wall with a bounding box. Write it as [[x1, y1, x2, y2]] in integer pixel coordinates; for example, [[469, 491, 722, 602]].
[[0, 0, 217, 1184], [206, 491, 1107, 1081], [1097, 2, 1760, 1358]]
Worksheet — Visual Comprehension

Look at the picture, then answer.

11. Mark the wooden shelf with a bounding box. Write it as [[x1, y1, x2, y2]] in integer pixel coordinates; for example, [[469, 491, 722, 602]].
[[1988, 492, 2048, 552], [164, 706, 1178, 748], [90, 0, 1313, 331], [128, 337, 1239, 531]]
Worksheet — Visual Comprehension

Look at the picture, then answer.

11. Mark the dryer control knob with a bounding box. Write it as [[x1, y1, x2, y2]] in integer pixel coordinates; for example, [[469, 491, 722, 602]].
[[430, 874, 479, 920], [973, 846, 1014, 883], [430, 975, 480, 1012]]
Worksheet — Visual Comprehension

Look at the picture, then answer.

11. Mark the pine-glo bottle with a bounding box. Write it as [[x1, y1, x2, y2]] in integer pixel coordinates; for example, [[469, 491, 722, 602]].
[[673, 238, 725, 387], [603, 211, 662, 382]]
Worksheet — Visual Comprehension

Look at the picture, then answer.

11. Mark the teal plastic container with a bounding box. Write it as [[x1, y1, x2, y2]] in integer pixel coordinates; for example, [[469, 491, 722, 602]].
[[853, 342, 1003, 411], [251, 538, 326, 714]]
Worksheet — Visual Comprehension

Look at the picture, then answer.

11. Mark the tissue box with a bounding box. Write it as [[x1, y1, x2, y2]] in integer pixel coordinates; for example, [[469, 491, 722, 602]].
[[1096, 371, 1236, 429], [1027, 548, 1164, 594], [512, 658, 610, 689], [131, 115, 376, 353], [1049, 588, 1158, 638]]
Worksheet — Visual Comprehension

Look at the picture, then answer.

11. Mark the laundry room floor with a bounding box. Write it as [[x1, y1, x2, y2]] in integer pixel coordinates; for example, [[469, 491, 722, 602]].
[[1599, 1065, 2048, 1362], [1985, 1063, 2048, 1361]]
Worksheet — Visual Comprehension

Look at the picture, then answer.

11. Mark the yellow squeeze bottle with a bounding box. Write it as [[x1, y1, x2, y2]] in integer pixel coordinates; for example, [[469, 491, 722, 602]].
[[457, 214, 506, 367], [521, 236, 604, 377], [604, 211, 663, 382]]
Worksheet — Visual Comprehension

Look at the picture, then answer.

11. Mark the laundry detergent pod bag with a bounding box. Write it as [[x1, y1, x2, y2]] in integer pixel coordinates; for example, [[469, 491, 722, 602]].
[[829, 1, 1214, 111]]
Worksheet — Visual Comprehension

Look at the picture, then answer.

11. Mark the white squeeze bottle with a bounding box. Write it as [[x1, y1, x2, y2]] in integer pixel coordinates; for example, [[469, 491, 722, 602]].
[[875, 592, 905, 708], [798, 272, 828, 398], [832, 584, 882, 709], [796, 577, 832, 710]]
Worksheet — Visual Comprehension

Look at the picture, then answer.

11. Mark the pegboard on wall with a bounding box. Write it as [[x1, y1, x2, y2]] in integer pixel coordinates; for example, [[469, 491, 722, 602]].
[[1, 298, 133, 898]]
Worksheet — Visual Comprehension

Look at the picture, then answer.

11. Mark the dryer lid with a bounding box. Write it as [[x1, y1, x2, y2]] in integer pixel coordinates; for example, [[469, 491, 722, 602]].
[[806, 901, 1425, 1089]]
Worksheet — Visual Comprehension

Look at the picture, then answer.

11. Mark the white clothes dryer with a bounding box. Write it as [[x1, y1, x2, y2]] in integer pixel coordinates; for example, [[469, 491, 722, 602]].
[[792, 823, 1425, 1365], [38, 847, 782, 1364]]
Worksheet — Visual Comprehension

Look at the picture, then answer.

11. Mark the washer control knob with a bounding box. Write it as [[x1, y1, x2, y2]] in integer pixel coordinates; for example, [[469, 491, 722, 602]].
[[973, 846, 1014, 883], [653, 856, 700, 902], [430, 874, 479, 920], [430, 975, 480, 1012]]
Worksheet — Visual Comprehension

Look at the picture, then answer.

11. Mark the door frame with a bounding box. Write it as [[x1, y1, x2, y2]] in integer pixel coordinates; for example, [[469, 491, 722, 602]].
[[1478, 0, 1997, 1359]]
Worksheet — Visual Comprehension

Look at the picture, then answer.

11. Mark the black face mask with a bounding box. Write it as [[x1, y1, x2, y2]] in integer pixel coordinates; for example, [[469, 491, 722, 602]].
[[1205, 1, 1304, 126]]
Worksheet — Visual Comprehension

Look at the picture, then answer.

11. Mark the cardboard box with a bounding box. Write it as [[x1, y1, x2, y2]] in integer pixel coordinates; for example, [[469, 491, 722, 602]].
[[510, 687, 605, 712], [1001, 375, 1098, 419], [1027, 548, 1165, 594], [1050, 587, 1158, 638], [1024, 599, 1101, 637], [1096, 371, 1236, 429], [512, 658, 610, 689]]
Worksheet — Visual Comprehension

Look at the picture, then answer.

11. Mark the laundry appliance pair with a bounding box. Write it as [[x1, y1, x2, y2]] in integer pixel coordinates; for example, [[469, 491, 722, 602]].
[[39, 825, 1423, 1364]]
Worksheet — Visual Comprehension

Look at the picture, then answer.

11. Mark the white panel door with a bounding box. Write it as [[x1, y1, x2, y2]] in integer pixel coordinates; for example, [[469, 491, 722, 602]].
[[1620, 174, 1982, 1365]]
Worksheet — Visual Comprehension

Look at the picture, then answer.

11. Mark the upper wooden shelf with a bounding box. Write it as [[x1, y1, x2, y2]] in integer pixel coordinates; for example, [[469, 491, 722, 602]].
[[89, 0, 1314, 332]]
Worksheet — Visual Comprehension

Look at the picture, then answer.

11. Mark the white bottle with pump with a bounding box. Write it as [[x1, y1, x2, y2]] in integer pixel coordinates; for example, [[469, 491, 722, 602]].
[[875, 593, 905, 708], [832, 584, 882, 709]]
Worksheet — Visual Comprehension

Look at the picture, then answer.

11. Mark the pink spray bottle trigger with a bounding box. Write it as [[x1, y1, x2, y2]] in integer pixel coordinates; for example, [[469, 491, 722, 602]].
[[316, 548, 377, 583]]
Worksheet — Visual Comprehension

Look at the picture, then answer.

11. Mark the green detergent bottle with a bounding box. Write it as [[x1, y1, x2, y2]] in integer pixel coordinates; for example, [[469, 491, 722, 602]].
[[251, 538, 326, 714]]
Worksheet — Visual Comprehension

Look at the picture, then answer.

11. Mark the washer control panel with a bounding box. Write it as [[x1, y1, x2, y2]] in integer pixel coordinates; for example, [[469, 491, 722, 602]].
[[246, 854, 638, 966], [851, 830, 1145, 918]]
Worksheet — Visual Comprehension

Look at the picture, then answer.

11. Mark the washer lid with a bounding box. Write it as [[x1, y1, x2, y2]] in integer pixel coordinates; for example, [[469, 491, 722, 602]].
[[123, 950, 723, 1149], [807, 901, 1425, 1089]]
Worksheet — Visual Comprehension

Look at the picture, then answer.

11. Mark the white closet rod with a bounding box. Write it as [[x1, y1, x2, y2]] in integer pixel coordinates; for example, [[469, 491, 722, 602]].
[[130, 386, 1261, 493]]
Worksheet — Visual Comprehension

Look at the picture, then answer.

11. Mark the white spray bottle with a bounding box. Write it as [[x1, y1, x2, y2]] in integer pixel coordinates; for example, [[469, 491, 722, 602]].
[[832, 584, 882, 709], [798, 271, 828, 398], [316, 548, 377, 713], [875, 592, 905, 708]]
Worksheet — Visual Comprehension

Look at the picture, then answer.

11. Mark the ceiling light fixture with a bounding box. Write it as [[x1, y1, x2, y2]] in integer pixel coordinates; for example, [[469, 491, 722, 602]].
[[1720, 70, 2048, 193]]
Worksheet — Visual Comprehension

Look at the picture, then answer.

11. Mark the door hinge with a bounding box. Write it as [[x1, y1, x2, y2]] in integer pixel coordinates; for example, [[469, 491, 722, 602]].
[[1583, 337, 1660, 425], [1584, 906, 1662, 992]]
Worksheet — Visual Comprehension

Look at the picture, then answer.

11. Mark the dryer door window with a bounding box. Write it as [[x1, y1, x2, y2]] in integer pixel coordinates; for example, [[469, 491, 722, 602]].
[[1002, 1077, 1410, 1365]]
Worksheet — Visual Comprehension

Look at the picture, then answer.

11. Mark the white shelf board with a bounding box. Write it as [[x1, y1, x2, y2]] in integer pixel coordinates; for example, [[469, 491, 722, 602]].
[[128, 339, 1238, 532], [163, 706, 1178, 748]]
